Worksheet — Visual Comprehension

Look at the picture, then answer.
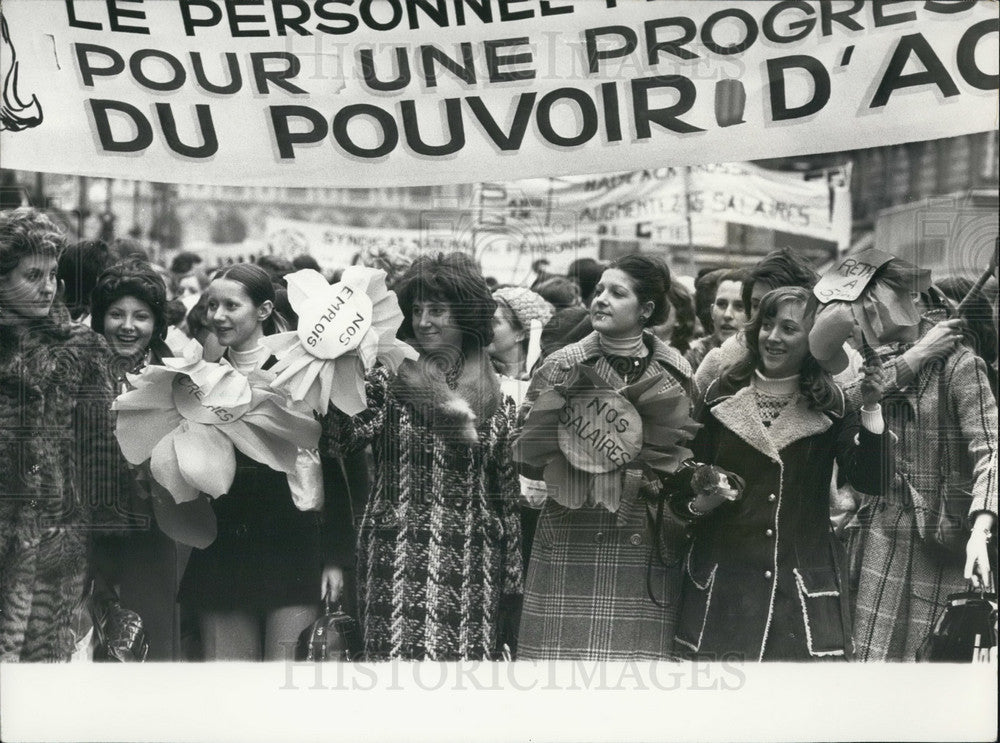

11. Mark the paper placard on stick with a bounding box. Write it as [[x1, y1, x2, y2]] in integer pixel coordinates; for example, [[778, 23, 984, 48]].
[[557, 390, 643, 474], [296, 283, 374, 360], [813, 249, 895, 304]]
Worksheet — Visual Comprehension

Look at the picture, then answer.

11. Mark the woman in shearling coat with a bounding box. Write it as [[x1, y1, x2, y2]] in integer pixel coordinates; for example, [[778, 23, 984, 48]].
[[671, 287, 891, 661]]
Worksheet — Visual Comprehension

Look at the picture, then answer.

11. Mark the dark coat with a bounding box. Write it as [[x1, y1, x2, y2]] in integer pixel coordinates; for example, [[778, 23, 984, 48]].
[[675, 379, 891, 661]]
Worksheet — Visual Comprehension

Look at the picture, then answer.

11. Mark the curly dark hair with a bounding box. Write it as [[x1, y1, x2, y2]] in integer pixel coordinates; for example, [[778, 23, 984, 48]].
[[0, 207, 64, 276], [90, 259, 169, 342], [606, 253, 672, 326], [720, 286, 840, 412], [395, 252, 496, 353], [742, 248, 819, 314]]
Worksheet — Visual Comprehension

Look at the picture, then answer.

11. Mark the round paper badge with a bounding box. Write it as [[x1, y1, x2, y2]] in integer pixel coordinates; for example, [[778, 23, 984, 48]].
[[557, 389, 643, 474], [296, 281, 375, 360]]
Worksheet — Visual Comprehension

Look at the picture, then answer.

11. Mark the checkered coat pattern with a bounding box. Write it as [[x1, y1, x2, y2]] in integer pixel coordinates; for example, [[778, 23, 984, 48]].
[[320, 363, 522, 661], [515, 332, 693, 660], [849, 345, 997, 661]]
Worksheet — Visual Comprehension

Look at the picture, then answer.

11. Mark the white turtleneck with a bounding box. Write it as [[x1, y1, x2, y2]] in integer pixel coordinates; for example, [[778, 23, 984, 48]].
[[227, 344, 270, 374]]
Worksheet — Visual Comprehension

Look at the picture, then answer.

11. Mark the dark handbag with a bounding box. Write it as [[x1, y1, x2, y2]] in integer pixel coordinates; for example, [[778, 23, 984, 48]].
[[92, 597, 149, 662], [917, 586, 997, 662], [295, 599, 361, 661]]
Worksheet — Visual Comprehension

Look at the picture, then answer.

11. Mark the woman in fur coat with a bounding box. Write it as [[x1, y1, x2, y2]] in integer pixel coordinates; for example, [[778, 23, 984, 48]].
[[321, 252, 522, 661], [1, 208, 127, 661]]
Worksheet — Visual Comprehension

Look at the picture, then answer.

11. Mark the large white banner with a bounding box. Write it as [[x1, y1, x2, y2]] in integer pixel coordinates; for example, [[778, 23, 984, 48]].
[[1, 0, 996, 187]]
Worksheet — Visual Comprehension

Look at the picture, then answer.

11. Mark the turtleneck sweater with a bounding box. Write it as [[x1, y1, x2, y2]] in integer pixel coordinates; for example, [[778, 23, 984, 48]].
[[598, 332, 648, 358], [752, 370, 799, 426], [228, 344, 269, 374]]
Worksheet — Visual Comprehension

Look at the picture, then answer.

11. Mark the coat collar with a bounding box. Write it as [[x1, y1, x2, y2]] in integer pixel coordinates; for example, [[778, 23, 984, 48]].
[[706, 382, 843, 462], [573, 331, 691, 376]]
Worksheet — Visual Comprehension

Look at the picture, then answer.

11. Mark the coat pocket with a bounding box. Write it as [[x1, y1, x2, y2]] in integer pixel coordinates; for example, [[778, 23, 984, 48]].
[[792, 567, 846, 658], [675, 550, 718, 654]]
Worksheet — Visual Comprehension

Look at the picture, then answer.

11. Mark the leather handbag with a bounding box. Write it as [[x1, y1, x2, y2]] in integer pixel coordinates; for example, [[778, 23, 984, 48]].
[[295, 599, 361, 661], [92, 597, 149, 662], [918, 586, 997, 663]]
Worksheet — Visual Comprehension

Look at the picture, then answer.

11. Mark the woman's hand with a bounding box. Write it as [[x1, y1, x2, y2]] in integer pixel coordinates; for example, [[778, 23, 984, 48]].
[[859, 362, 887, 409], [964, 513, 995, 591], [321, 565, 345, 604], [901, 318, 964, 373], [687, 466, 741, 516]]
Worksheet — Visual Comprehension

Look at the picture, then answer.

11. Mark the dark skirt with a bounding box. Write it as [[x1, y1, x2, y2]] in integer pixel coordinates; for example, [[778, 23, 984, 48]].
[[179, 453, 322, 613]]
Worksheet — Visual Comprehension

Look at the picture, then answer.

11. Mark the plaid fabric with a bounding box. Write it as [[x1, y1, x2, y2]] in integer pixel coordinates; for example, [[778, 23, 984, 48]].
[[320, 365, 522, 661], [850, 345, 998, 661], [515, 332, 692, 660]]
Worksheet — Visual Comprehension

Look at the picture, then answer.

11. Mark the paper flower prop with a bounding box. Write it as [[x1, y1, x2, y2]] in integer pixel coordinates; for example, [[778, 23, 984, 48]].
[[261, 267, 417, 416], [810, 249, 930, 372], [515, 364, 699, 512], [112, 340, 321, 504]]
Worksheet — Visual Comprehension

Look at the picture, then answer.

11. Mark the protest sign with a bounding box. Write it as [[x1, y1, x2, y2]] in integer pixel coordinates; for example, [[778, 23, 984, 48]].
[[1, 0, 996, 187], [479, 162, 853, 250]]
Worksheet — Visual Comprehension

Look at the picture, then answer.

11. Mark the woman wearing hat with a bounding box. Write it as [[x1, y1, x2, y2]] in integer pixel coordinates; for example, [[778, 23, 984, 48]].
[[488, 286, 555, 391], [839, 261, 998, 661]]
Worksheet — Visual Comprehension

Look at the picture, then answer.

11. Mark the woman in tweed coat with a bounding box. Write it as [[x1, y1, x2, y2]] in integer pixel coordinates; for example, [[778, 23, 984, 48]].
[[515, 255, 694, 660], [321, 253, 522, 661], [1, 208, 127, 661], [849, 272, 997, 661]]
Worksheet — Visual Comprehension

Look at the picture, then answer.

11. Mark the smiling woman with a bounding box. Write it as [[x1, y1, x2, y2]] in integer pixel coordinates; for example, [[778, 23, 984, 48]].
[[670, 286, 892, 661], [320, 252, 523, 661], [91, 259, 172, 378]]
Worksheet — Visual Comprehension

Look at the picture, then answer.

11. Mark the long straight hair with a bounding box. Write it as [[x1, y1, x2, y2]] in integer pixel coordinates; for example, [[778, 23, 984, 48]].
[[720, 286, 840, 411]]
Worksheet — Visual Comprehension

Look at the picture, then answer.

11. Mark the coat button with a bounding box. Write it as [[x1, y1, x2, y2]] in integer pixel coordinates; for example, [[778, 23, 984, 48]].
[[595, 532, 605, 544], [629, 533, 642, 546], [767, 494, 777, 502], [765, 528, 774, 537], [764, 570, 773, 579], [235, 524, 249, 538]]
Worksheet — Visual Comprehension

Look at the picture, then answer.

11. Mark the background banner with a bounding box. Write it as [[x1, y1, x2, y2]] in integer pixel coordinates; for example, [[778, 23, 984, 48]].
[[1, 0, 996, 187]]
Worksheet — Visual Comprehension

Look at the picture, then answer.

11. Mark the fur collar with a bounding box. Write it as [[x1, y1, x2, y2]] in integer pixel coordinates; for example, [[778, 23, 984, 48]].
[[705, 382, 844, 462], [390, 350, 502, 444]]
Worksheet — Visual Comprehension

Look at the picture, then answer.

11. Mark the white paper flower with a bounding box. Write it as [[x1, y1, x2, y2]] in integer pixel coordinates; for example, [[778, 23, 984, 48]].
[[112, 341, 320, 504], [261, 267, 418, 415]]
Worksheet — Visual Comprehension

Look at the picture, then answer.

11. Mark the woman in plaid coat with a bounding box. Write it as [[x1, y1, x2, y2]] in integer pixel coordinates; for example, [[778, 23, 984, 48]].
[[848, 276, 997, 661], [515, 255, 694, 660]]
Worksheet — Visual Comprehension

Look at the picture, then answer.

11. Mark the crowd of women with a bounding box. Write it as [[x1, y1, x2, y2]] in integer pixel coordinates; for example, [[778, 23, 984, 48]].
[[1, 205, 996, 663]]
